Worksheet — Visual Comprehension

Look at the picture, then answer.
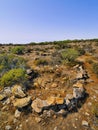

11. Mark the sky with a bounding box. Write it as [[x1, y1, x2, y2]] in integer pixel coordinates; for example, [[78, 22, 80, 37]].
[[0, 0, 98, 43]]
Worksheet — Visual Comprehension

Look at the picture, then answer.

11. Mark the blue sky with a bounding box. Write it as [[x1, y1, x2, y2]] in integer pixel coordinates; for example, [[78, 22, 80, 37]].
[[0, 0, 98, 43]]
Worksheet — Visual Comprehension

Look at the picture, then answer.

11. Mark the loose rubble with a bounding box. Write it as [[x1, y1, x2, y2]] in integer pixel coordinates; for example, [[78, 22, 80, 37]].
[[0, 64, 90, 130]]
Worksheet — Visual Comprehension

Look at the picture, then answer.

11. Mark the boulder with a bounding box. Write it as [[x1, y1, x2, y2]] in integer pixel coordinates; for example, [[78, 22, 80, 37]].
[[13, 96, 31, 108], [11, 85, 26, 98], [31, 98, 48, 113]]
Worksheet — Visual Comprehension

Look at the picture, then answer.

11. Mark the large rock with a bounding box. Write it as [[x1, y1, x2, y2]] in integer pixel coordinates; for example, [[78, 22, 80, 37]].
[[3, 87, 11, 96], [65, 94, 73, 100], [14, 109, 21, 118], [46, 96, 56, 105], [5, 125, 12, 130], [73, 86, 85, 99], [55, 97, 64, 104], [0, 93, 6, 101], [46, 96, 64, 105], [82, 120, 89, 126], [76, 72, 83, 79], [73, 82, 83, 88], [13, 96, 31, 108], [11, 85, 26, 98], [76, 66, 89, 80], [31, 98, 48, 113]]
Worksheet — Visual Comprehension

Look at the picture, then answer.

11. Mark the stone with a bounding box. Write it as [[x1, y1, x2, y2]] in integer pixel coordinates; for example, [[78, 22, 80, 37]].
[[85, 112, 90, 116], [43, 110, 55, 117], [51, 83, 58, 88], [1, 105, 8, 111], [55, 97, 64, 104], [46, 96, 64, 105], [76, 73, 83, 79], [88, 102, 92, 106], [11, 85, 26, 98], [65, 99, 70, 105], [35, 117, 41, 123], [73, 82, 83, 88], [46, 96, 56, 105], [54, 126, 58, 130], [5, 125, 12, 130], [19, 124, 22, 128], [65, 94, 73, 100], [33, 82, 40, 88], [73, 86, 85, 99], [13, 118, 18, 123], [15, 109, 21, 118], [13, 96, 31, 108], [82, 120, 89, 126], [3, 98, 10, 105], [31, 98, 48, 113], [4, 87, 11, 96], [26, 119, 29, 122], [57, 109, 67, 115], [0, 93, 6, 101], [26, 69, 33, 75]]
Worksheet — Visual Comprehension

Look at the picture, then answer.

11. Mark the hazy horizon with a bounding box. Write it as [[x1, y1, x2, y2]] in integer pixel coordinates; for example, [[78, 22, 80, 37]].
[[0, 0, 98, 43]]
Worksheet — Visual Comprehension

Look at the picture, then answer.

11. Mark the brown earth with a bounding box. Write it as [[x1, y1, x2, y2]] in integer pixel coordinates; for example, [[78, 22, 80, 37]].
[[0, 42, 98, 130]]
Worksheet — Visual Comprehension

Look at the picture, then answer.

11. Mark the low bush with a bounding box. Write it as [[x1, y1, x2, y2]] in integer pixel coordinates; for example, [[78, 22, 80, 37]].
[[0, 68, 28, 87], [34, 59, 48, 66], [11, 46, 25, 54], [92, 102, 98, 118], [0, 54, 26, 76], [76, 47, 85, 56], [61, 48, 79, 66], [0, 54, 28, 88], [92, 63, 98, 76]]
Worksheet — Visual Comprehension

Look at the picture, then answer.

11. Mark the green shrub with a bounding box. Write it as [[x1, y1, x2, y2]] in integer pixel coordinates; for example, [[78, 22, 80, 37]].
[[76, 47, 85, 56], [0, 68, 28, 87], [95, 42, 98, 46], [11, 46, 25, 54], [92, 63, 98, 76], [34, 59, 48, 66], [92, 103, 98, 117], [0, 54, 26, 74], [61, 48, 79, 65]]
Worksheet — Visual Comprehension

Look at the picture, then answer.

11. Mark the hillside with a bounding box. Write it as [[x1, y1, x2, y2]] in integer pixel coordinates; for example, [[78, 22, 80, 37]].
[[0, 40, 98, 130]]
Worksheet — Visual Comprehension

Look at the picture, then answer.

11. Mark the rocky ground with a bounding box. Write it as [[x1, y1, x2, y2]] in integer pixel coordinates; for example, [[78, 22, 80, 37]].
[[0, 42, 98, 130]]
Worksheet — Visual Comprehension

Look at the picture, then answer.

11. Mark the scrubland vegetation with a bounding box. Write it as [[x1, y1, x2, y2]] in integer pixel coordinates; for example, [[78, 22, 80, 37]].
[[0, 39, 98, 130]]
